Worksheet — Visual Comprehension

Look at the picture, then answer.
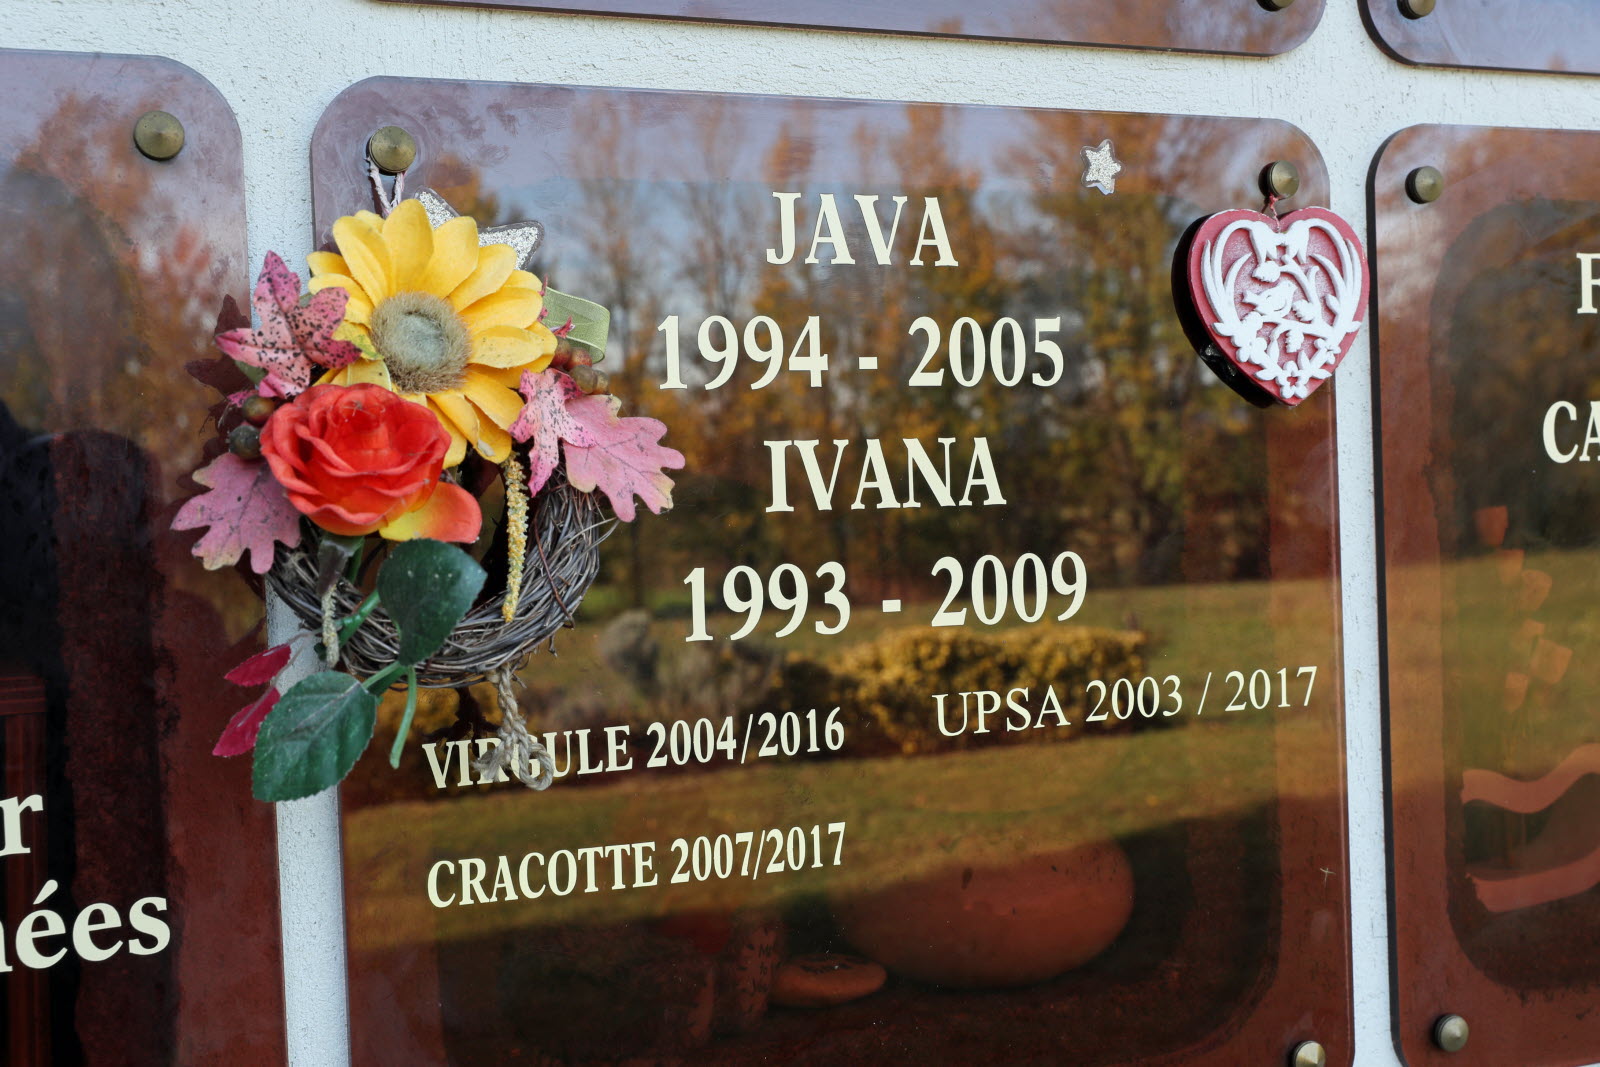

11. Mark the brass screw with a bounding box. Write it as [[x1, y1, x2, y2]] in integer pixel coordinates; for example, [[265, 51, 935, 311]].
[[1259, 0, 1296, 9], [1261, 160, 1301, 200], [1291, 1040, 1327, 1067], [133, 110, 185, 161], [1433, 1014, 1469, 1053], [1406, 165, 1444, 204], [368, 125, 417, 174], [1400, 0, 1435, 17]]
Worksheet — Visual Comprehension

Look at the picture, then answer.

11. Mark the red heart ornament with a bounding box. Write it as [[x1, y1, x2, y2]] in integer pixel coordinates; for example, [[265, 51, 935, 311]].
[[1185, 207, 1368, 407]]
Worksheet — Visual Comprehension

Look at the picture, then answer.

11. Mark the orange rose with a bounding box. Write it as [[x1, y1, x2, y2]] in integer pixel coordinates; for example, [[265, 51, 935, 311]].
[[260, 383, 480, 542]]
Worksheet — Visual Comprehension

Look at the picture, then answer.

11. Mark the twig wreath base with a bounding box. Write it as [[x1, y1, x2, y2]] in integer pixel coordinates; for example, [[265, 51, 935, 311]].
[[268, 477, 615, 688]]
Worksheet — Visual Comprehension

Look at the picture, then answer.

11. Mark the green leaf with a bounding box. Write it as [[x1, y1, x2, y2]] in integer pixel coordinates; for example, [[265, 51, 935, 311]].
[[376, 539, 486, 666], [252, 671, 378, 802], [545, 287, 610, 363]]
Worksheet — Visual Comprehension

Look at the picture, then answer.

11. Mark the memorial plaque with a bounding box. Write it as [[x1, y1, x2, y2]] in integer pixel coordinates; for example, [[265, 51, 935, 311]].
[[1363, 0, 1600, 77], [0, 48, 284, 1063], [378, 0, 1324, 56], [1376, 124, 1600, 1066], [315, 78, 1351, 1065]]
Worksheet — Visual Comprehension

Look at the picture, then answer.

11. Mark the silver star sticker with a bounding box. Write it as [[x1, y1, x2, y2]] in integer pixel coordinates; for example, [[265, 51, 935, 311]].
[[414, 188, 544, 270], [1081, 139, 1122, 196]]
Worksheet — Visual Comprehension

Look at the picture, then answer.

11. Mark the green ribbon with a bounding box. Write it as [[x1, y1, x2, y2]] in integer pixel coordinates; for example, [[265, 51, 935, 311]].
[[545, 287, 611, 363]]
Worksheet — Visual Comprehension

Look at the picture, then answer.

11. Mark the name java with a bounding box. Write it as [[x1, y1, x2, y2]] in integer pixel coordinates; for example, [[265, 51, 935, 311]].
[[765, 192, 959, 267]]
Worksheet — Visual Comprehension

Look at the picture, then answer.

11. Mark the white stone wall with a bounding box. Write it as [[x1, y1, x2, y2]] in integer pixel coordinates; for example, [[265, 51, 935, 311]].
[[7, 1, 1600, 1062]]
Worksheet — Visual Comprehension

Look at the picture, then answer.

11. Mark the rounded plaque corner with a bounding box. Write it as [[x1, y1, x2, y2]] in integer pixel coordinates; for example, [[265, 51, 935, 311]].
[[1354, 0, 1436, 71], [125, 52, 243, 151], [311, 74, 422, 147], [1367, 123, 1451, 200], [1255, 0, 1330, 59], [1249, 122, 1331, 207], [1359, 0, 1600, 75], [0, 48, 244, 168]]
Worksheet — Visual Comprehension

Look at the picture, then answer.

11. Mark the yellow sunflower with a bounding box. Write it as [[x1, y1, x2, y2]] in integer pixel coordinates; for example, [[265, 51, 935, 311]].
[[306, 197, 556, 467]]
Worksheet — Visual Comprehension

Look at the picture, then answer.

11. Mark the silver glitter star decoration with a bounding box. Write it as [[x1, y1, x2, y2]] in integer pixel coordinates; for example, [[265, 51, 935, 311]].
[[1081, 139, 1122, 196], [414, 188, 544, 270]]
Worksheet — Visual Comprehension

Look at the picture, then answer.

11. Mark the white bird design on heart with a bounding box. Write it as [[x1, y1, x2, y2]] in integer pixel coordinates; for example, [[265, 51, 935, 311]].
[[1189, 208, 1368, 406]]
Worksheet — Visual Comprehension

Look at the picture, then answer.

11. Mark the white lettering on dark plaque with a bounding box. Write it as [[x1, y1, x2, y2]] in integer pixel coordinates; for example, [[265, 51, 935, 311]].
[[0, 794, 170, 971]]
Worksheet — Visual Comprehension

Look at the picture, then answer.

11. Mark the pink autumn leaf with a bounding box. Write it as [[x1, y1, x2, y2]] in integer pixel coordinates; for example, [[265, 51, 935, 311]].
[[214, 252, 361, 396], [510, 370, 601, 495], [171, 452, 303, 575], [224, 642, 294, 687], [563, 397, 685, 521], [213, 687, 281, 757]]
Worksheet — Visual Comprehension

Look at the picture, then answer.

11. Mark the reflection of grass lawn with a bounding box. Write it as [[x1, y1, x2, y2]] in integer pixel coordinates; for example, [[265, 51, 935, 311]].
[[346, 716, 1336, 953], [1390, 549, 1600, 780], [347, 574, 1340, 953]]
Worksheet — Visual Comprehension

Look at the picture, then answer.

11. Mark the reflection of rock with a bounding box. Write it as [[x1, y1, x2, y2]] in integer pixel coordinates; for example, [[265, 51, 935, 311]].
[[659, 640, 777, 719], [771, 953, 886, 1007], [598, 609, 781, 723], [832, 840, 1134, 988], [597, 608, 658, 693]]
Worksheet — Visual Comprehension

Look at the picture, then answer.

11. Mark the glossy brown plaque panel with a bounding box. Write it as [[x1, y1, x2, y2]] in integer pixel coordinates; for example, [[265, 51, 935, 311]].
[[316, 78, 1350, 1065], [378, 0, 1324, 56], [1376, 124, 1600, 1067], [1363, 0, 1600, 76], [0, 48, 284, 1064]]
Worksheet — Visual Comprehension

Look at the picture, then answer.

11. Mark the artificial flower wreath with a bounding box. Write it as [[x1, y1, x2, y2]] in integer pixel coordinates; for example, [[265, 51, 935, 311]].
[[173, 191, 682, 802]]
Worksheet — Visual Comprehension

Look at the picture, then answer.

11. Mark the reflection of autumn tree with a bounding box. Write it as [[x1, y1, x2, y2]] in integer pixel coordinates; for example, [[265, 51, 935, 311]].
[[742, 105, 1018, 592], [0, 82, 272, 1064], [484, 100, 1286, 605], [1009, 117, 1261, 585], [660, 100, 776, 576], [1024, 0, 1294, 53], [0, 92, 256, 639], [868, 107, 1018, 589], [567, 97, 667, 606], [0, 92, 231, 498], [427, 153, 503, 228]]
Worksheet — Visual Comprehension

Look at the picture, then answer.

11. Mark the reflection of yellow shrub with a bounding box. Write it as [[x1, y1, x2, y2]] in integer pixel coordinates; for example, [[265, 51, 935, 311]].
[[771, 626, 1152, 756]]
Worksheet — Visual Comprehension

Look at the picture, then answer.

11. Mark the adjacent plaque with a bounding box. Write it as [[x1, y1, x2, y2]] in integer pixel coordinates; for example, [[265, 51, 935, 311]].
[[1376, 124, 1600, 1066], [378, 0, 1324, 56], [316, 78, 1351, 1065], [1363, 0, 1600, 77], [0, 49, 284, 1063]]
